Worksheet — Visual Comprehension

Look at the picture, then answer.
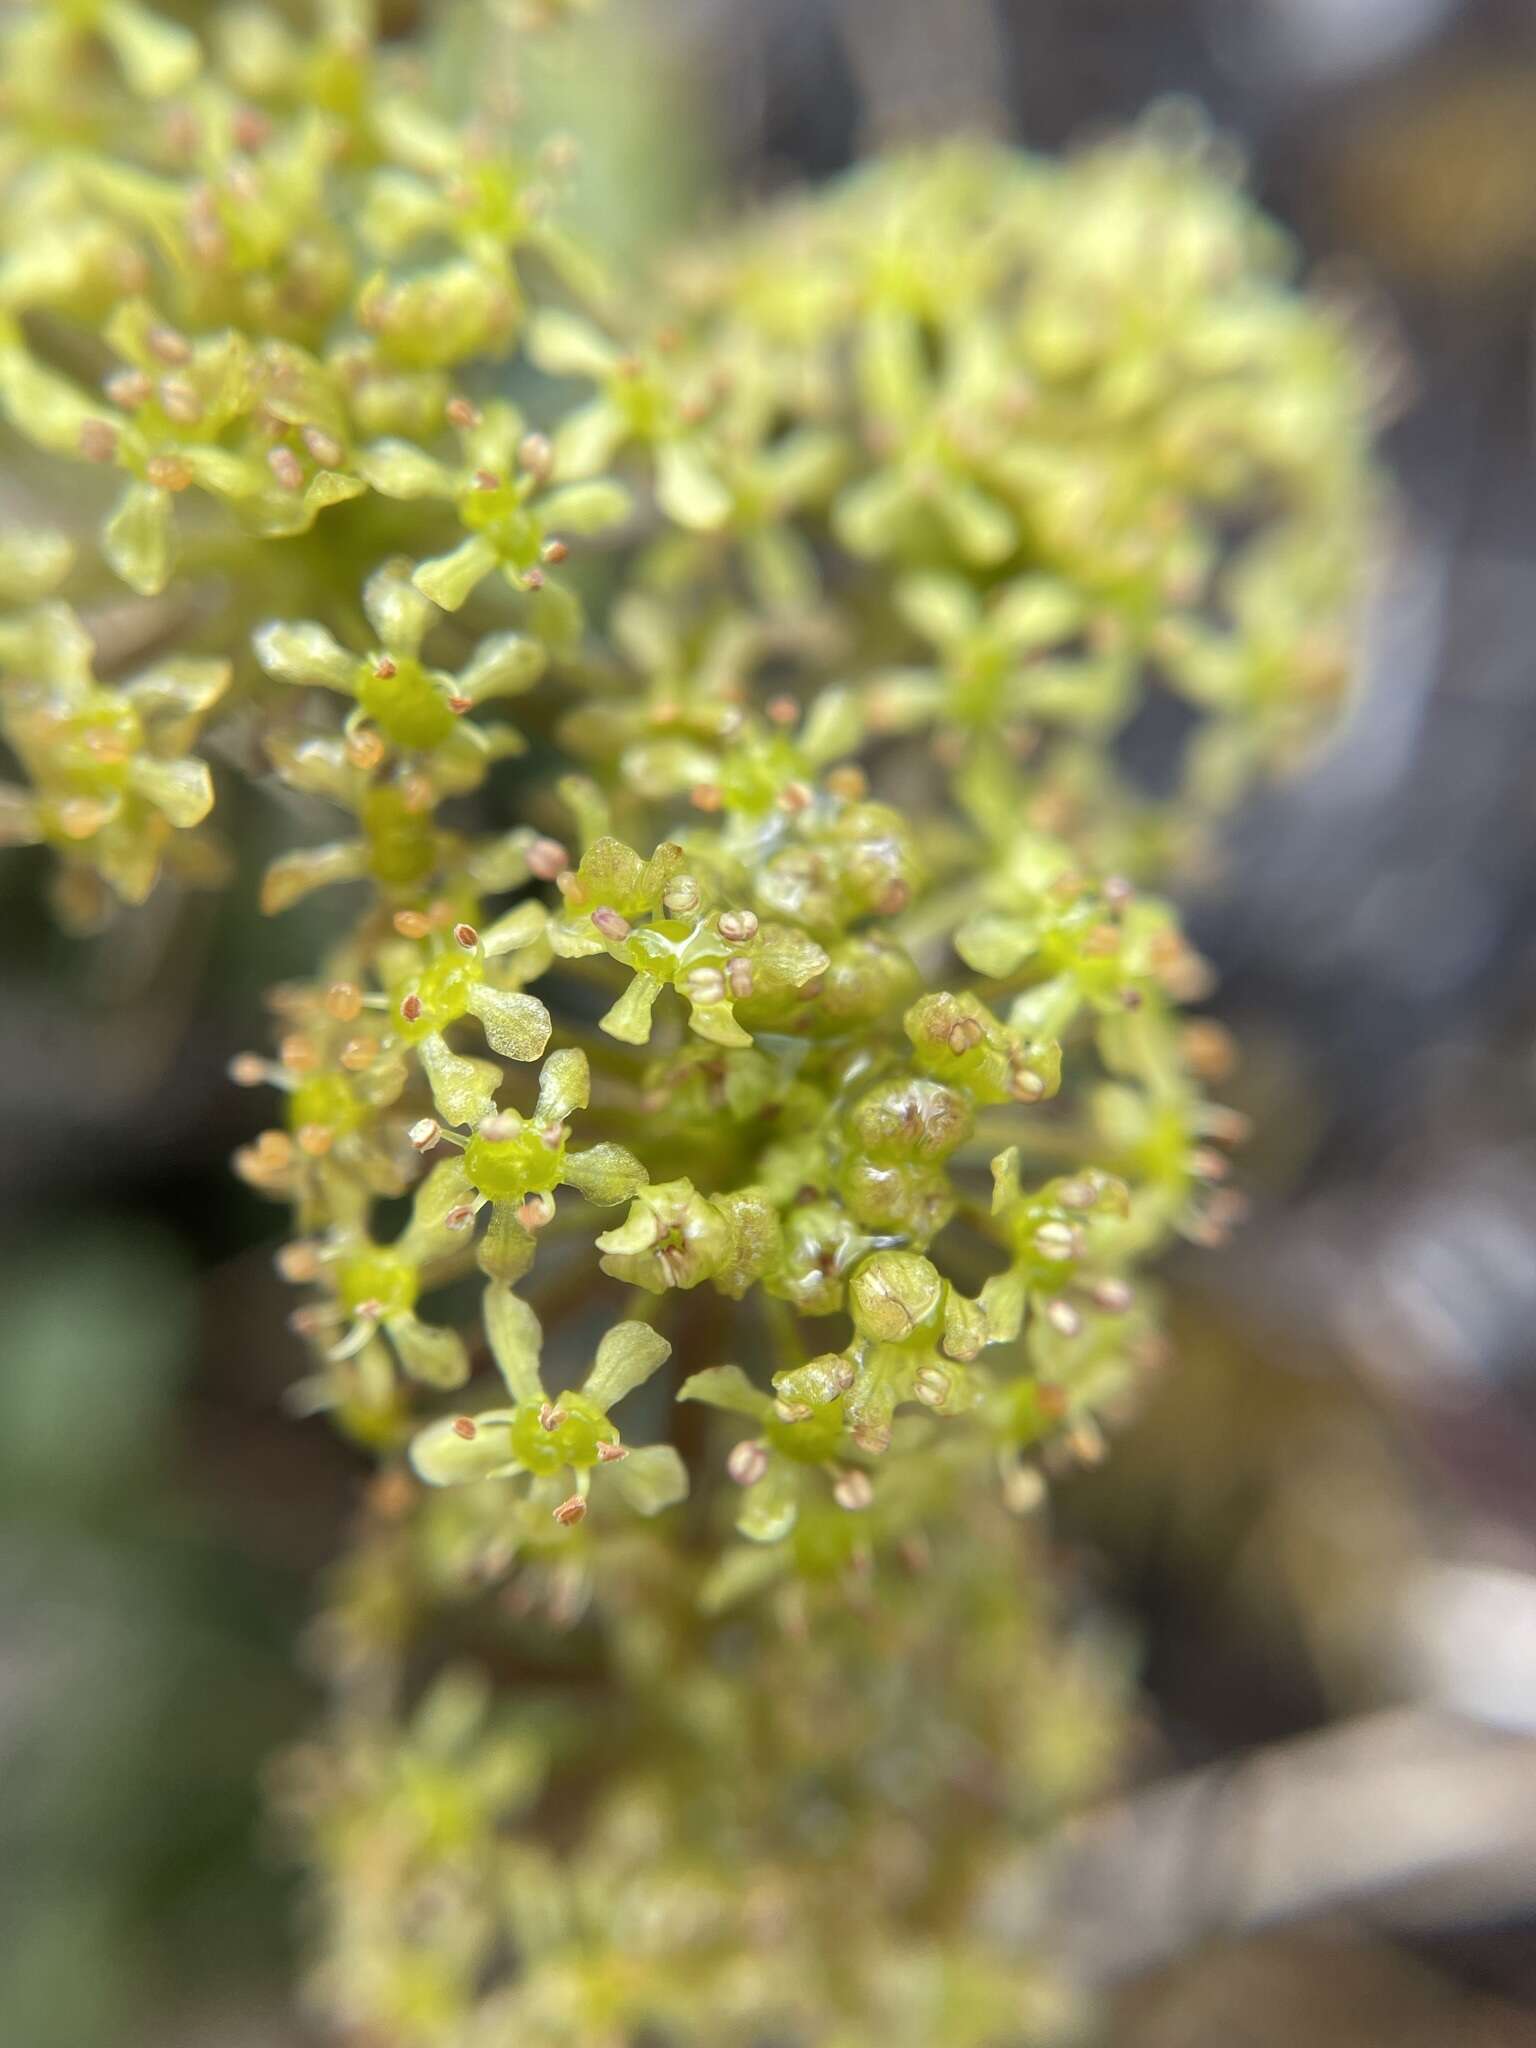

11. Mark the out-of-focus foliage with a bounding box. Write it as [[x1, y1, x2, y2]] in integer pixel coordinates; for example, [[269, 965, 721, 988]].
[[0, 1, 1375, 2041]]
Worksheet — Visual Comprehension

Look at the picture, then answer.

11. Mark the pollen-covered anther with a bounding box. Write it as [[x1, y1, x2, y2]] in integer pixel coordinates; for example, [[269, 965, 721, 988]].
[[539, 1401, 567, 1433], [726, 959, 754, 1000], [526, 836, 569, 880], [1044, 1297, 1081, 1337], [324, 981, 363, 1021], [159, 378, 201, 425], [682, 966, 727, 1005], [517, 1194, 556, 1231], [662, 875, 701, 915], [1033, 1221, 1080, 1261], [518, 432, 554, 480], [408, 1118, 441, 1152], [717, 909, 758, 944], [147, 324, 191, 365], [454, 922, 479, 951], [914, 1366, 952, 1408], [1008, 1065, 1046, 1103], [541, 539, 568, 564], [295, 1123, 335, 1157], [1056, 1179, 1098, 1210], [451, 1417, 477, 1441], [727, 1439, 769, 1486], [345, 729, 386, 771], [595, 1440, 628, 1463], [302, 426, 343, 468], [591, 905, 631, 941], [551, 1495, 587, 1527], [268, 446, 304, 491], [399, 993, 424, 1023], [1091, 1277, 1133, 1313], [372, 655, 398, 680], [832, 1468, 874, 1511], [79, 420, 118, 463], [275, 1241, 321, 1283], [104, 368, 151, 408], [280, 1032, 320, 1072], [946, 1017, 983, 1054]]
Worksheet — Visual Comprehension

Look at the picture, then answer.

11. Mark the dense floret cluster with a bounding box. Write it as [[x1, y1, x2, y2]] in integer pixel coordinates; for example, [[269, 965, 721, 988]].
[[0, 4, 1374, 2042]]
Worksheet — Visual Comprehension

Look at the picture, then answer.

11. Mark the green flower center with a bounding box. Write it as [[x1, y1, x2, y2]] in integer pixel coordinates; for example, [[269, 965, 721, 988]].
[[509, 1391, 614, 1473], [464, 1118, 565, 1202], [357, 657, 456, 751], [337, 1247, 419, 1319], [287, 1071, 365, 1138]]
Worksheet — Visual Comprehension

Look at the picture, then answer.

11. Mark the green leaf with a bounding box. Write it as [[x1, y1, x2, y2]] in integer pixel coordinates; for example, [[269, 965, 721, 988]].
[[678, 1364, 771, 1422], [102, 482, 175, 596], [127, 754, 213, 827], [599, 972, 662, 1044], [561, 1141, 647, 1206], [584, 1322, 671, 1412], [417, 1033, 500, 1124], [387, 1311, 469, 1389], [467, 985, 552, 1062], [413, 534, 498, 611], [736, 1459, 799, 1543], [252, 620, 356, 691], [410, 1408, 518, 1486], [534, 1047, 589, 1123], [484, 1283, 544, 1404], [540, 479, 632, 537], [613, 1442, 687, 1516], [655, 441, 732, 532]]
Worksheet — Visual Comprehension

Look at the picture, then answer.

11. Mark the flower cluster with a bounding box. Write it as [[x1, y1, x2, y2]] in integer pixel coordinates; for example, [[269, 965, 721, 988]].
[[1, 6, 1373, 2044]]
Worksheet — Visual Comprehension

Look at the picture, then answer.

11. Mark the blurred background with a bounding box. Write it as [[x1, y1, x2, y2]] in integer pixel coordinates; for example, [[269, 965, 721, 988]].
[[6, 0, 1536, 2041]]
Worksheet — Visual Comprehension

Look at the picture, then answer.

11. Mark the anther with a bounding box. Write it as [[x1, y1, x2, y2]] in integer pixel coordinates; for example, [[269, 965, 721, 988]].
[[727, 1440, 769, 1486], [408, 1118, 441, 1152], [452, 1417, 477, 1440], [551, 1495, 587, 1526], [717, 909, 758, 944]]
